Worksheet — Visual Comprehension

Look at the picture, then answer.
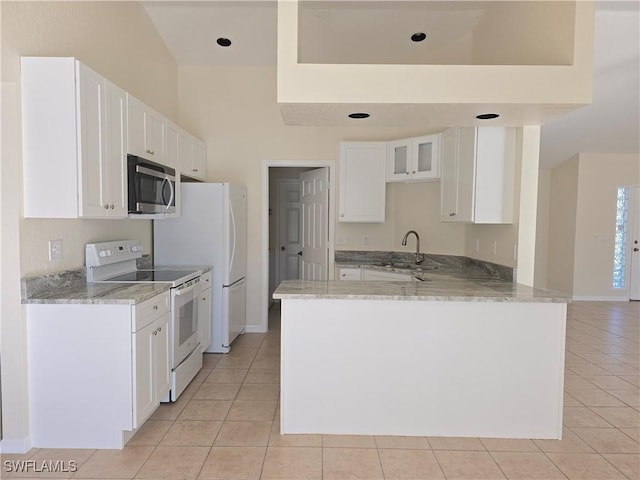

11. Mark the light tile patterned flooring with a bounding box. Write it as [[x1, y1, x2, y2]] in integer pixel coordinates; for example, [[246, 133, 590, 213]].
[[2, 301, 638, 479]]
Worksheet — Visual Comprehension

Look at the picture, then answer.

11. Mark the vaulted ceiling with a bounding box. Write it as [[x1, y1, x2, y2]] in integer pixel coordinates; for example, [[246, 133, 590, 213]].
[[143, 0, 639, 169]]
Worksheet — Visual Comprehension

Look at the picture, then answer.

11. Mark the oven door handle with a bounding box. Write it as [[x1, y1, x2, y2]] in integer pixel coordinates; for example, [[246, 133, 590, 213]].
[[174, 282, 199, 296]]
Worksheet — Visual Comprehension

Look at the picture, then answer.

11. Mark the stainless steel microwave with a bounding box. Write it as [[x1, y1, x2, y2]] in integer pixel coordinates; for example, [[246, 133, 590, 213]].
[[127, 155, 176, 215]]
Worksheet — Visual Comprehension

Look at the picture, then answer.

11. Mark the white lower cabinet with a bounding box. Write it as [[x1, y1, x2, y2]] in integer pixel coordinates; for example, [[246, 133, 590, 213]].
[[362, 269, 413, 281], [26, 290, 171, 448], [338, 268, 362, 280], [338, 267, 413, 281], [133, 308, 170, 428]]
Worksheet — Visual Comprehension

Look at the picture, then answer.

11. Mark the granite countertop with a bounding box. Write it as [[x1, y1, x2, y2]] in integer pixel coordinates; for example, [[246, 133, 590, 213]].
[[21, 263, 211, 305], [23, 282, 171, 305], [274, 252, 569, 303], [273, 278, 569, 303]]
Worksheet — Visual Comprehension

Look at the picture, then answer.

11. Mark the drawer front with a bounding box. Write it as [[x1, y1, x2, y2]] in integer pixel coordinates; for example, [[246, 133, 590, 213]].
[[133, 291, 171, 332], [339, 268, 362, 281], [362, 269, 412, 281]]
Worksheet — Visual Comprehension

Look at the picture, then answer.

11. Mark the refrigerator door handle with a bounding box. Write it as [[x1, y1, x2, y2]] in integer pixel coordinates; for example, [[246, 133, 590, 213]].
[[229, 201, 236, 276]]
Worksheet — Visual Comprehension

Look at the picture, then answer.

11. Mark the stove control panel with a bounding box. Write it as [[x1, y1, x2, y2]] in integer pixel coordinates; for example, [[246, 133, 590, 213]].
[[86, 240, 144, 268]]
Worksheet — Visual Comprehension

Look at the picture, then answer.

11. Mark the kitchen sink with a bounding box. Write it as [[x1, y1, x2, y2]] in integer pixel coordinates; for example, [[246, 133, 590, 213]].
[[373, 262, 438, 271]]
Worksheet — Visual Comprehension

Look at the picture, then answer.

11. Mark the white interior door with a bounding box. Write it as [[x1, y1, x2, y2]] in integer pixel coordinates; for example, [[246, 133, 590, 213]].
[[276, 179, 302, 286], [300, 168, 329, 281], [629, 186, 640, 300]]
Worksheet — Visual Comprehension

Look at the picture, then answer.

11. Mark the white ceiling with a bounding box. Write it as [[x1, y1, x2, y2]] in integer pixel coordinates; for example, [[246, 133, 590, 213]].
[[143, 0, 639, 169]]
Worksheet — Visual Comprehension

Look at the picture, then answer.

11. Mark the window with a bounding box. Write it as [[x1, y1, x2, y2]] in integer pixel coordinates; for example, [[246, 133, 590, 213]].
[[612, 186, 629, 289]]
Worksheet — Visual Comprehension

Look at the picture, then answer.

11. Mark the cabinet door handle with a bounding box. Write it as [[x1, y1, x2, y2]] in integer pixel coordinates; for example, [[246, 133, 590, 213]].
[[157, 326, 161, 333], [153, 329, 158, 336], [193, 168, 199, 172], [153, 305, 158, 310], [412, 171, 416, 174], [103, 204, 109, 210], [110, 204, 114, 209], [146, 149, 155, 155], [340, 213, 344, 218], [449, 212, 456, 216]]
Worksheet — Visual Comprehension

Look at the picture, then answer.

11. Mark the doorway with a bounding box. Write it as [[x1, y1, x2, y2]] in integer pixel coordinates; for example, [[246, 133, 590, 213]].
[[261, 161, 335, 332]]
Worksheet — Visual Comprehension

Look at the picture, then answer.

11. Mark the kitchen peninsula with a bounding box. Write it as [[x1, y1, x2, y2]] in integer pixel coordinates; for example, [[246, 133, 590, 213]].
[[273, 261, 569, 440]]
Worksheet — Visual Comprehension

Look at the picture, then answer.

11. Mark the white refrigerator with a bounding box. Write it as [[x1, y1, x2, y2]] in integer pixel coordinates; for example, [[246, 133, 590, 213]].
[[154, 183, 247, 353]]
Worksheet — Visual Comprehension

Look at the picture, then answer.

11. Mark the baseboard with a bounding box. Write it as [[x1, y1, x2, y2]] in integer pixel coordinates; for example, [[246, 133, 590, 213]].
[[0, 435, 32, 454], [244, 325, 268, 334], [572, 295, 629, 301]]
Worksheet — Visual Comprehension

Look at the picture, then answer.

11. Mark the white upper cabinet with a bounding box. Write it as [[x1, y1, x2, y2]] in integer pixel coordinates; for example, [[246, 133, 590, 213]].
[[339, 142, 387, 223], [178, 128, 207, 182], [127, 94, 167, 166], [21, 57, 127, 218], [192, 137, 207, 181], [164, 120, 179, 170], [440, 127, 516, 224], [387, 134, 440, 182]]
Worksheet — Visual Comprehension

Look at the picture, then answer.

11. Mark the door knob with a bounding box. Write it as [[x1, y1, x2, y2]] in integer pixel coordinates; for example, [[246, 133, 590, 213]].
[[297, 251, 303, 256], [281, 246, 285, 251]]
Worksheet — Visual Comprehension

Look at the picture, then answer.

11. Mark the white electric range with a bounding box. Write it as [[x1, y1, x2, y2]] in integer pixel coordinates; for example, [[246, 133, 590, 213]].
[[86, 240, 203, 401]]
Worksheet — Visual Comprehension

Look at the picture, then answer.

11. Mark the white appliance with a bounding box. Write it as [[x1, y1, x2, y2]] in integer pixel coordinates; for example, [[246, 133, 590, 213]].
[[86, 240, 203, 401], [154, 183, 247, 353]]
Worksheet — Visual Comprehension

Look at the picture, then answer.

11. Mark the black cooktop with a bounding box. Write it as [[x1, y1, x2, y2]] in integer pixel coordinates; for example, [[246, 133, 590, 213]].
[[105, 269, 197, 283]]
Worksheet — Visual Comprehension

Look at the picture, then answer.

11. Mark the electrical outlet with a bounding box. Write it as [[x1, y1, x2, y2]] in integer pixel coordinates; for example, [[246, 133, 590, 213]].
[[336, 234, 348, 245], [48, 239, 63, 261], [490, 241, 497, 256], [362, 234, 370, 245]]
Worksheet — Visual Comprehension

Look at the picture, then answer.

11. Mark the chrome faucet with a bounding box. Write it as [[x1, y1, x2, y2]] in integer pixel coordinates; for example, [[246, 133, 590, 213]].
[[402, 230, 424, 265]]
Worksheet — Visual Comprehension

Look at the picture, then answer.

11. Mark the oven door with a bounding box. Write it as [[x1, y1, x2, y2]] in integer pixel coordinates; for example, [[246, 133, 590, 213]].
[[128, 156, 176, 214], [171, 279, 200, 367]]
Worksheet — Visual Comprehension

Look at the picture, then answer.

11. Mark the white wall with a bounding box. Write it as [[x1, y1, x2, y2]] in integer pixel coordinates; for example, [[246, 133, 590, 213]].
[[573, 153, 640, 299], [178, 65, 477, 330], [547, 155, 580, 296], [535, 169, 552, 289], [0, 0, 178, 452], [546, 153, 640, 299]]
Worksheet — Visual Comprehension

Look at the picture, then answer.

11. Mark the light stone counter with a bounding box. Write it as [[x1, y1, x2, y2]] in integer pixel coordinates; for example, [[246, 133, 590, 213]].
[[21, 264, 212, 305], [273, 277, 570, 303], [22, 281, 171, 305]]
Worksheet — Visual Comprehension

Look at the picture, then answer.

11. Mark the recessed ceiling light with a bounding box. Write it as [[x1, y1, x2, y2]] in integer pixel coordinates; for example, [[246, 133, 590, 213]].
[[476, 113, 500, 120], [216, 37, 232, 47], [348, 112, 370, 119], [410, 32, 427, 42]]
